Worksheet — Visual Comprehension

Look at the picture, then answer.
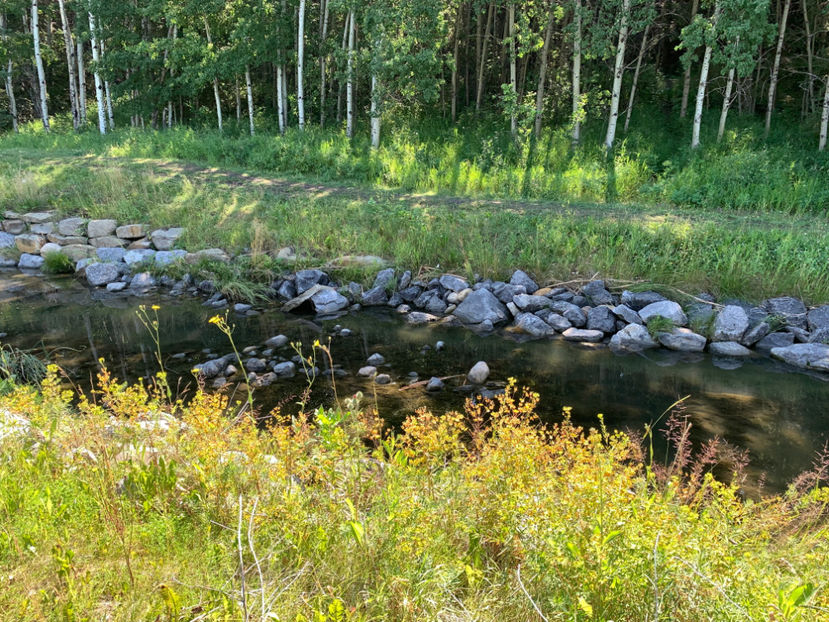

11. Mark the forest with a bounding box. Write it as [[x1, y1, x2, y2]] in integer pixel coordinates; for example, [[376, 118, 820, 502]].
[[1, 0, 828, 153]]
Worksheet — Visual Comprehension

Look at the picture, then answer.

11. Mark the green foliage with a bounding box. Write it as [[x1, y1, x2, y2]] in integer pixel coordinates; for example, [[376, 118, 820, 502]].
[[645, 314, 675, 337], [41, 251, 74, 275], [0, 344, 47, 387]]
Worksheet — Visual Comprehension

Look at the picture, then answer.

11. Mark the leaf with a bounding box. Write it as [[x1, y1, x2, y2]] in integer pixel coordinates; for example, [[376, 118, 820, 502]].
[[347, 520, 365, 547], [578, 596, 593, 617]]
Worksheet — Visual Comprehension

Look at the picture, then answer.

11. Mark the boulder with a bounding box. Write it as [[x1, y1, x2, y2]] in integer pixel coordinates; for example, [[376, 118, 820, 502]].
[[128, 238, 153, 250], [191, 248, 230, 262], [106, 282, 127, 292], [39, 242, 62, 256], [709, 341, 752, 357], [90, 236, 126, 248], [154, 250, 187, 266], [657, 328, 706, 352], [513, 313, 554, 338], [372, 267, 396, 290], [30, 222, 54, 235], [763, 296, 807, 329], [96, 247, 127, 263], [562, 328, 604, 343], [244, 358, 268, 373], [294, 269, 329, 294], [17, 253, 44, 270], [87, 219, 118, 238], [582, 280, 613, 305], [426, 377, 444, 392], [48, 233, 87, 245], [124, 249, 156, 265], [639, 300, 688, 326], [130, 272, 157, 290], [21, 211, 55, 224], [550, 301, 587, 328], [713, 305, 749, 342], [587, 306, 617, 334], [512, 293, 552, 312], [150, 227, 184, 251], [439, 274, 469, 293], [58, 217, 87, 236], [467, 361, 490, 384], [2, 219, 26, 234], [115, 224, 147, 239], [361, 286, 389, 306], [406, 311, 441, 325], [454, 289, 509, 326], [15, 234, 44, 254], [620, 290, 666, 311], [538, 311, 572, 332], [770, 343, 829, 372], [509, 269, 538, 294], [367, 353, 386, 366], [609, 324, 658, 352], [611, 304, 643, 325], [399, 285, 423, 302], [375, 374, 392, 385], [265, 335, 289, 348], [807, 305, 829, 332], [273, 361, 296, 378], [85, 262, 121, 286], [0, 232, 15, 248], [62, 244, 95, 262], [742, 322, 771, 346], [311, 287, 349, 314], [358, 366, 377, 377]]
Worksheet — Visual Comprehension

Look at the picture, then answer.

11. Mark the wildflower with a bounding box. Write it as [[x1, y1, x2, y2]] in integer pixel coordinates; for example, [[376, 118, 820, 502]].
[[151, 304, 160, 311], [209, 315, 222, 325]]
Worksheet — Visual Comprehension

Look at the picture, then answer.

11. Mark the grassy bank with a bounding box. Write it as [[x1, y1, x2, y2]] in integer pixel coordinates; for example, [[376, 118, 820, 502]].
[[1, 365, 828, 620], [2, 147, 829, 302]]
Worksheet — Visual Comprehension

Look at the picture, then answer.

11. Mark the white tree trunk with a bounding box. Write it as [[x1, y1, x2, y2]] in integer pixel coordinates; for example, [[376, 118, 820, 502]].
[[319, 0, 329, 126], [370, 73, 380, 149], [765, 0, 791, 137], [88, 13, 106, 134], [680, 0, 700, 118], [245, 65, 254, 136], [297, 0, 306, 129], [819, 76, 829, 151], [276, 61, 285, 134], [100, 40, 114, 130], [508, 4, 517, 137], [204, 17, 223, 131], [32, 0, 50, 131], [57, 0, 79, 130], [604, 0, 630, 151], [718, 65, 735, 141], [1, 14, 18, 132], [346, 10, 355, 138], [623, 24, 649, 133], [572, 0, 582, 144], [691, 4, 720, 149], [235, 76, 241, 121], [77, 39, 87, 125], [534, 9, 555, 138]]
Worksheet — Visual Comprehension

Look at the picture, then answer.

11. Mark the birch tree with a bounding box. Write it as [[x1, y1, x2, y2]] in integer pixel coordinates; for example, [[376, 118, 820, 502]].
[[88, 12, 106, 134], [346, 9, 355, 138], [571, 0, 582, 144], [820, 77, 829, 150], [604, 0, 631, 151], [57, 0, 80, 129], [31, 0, 50, 131], [764, 0, 791, 137], [689, 2, 721, 149], [297, 0, 306, 129]]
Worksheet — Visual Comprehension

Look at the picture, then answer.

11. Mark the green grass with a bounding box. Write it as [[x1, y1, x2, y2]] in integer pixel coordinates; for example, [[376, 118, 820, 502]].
[[1, 369, 827, 621], [41, 251, 74, 275]]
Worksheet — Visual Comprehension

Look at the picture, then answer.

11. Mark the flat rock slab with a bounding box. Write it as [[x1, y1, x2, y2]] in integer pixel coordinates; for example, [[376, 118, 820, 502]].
[[58, 217, 87, 236], [311, 287, 349, 314], [639, 300, 688, 326], [15, 234, 44, 254], [283, 283, 325, 312], [562, 328, 604, 343], [87, 219, 117, 238], [21, 211, 55, 224], [150, 227, 184, 251], [771, 343, 829, 372], [85, 262, 121, 286], [709, 341, 752, 357], [657, 327, 707, 352], [609, 324, 657, 352], [17, 254, 44, 270], [513, 313, 554, 338]]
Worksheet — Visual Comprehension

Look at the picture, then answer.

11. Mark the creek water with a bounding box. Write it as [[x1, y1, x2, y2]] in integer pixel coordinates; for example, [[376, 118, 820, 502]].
[[2, 271, 827, 493]]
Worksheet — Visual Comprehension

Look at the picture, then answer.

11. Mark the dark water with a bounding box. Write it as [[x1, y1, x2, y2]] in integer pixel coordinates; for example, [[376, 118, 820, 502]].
[[2, 271, 828, 493]]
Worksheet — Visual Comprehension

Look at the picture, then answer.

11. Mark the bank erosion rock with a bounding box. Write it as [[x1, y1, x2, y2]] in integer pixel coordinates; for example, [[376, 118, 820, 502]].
[[609, 324, 657, 352], [770, 343, 829, 372], [639, 300, 688, 327], [467, 361, 490, 385], [454, 289, 509, 326]]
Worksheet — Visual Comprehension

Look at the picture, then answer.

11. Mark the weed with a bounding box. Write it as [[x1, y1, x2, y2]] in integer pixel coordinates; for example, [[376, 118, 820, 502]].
[[41, 252, 73, 275], [646, 315, 675, 338]]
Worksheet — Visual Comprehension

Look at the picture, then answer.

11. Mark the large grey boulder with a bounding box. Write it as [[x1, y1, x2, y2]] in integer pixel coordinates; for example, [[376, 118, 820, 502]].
[[154, 250, 187, 266], [15, 234, 44, 254], [621, 290, 666, 311], [90, 236, 126, 248], [550, 301, 587, 328], [454, 289, 509, 326], [509, 269, 539, 294], [514, 313, 554, 338], [439, 274, 469, 292], [770, 343, 829, 372], [763, 296, 807, 329], [17, 253, 44, 270], [311, 287, 349, 314], [467, 361, 490, 384], [713, 305, 749, 342], [807, 305, 829, 332], [3, 219, 26, 234], [21, 211, 54, 224], [582, 280, 613, 305], [513, 293, 551, 312], [124, 249, 156, 265], [361, 286, 389, 306], [657, 327, 706, 352], [85, 262, 121, 286], [273, 361, 297, 378], [609, 324, 657, 352], [61, 244, 95, 262], [58, 217, 87, 236], [587, 306, 617, 334], [372, 267, 396, 290], [39, 242, 62, 256], [150, 227, 184, 251], [742, 322, 771, 346], [0, 232, 14, 248], [538, 311, 572, 332], [294, 269, 328, 294], [611, 304, 643, 325], [96, 247, 126, 262], [562, 328, 604, 343], [116, 224, 147, 239], [709, 342, 752, 357], [130, 272, 157, 290], [755, 332, 795, 353], [87, 219, 117, 238], [639, 300, 688, 326]]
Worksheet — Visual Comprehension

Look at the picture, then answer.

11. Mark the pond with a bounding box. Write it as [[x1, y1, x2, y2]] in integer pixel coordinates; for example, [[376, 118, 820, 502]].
[[1, 270, 827, 494]]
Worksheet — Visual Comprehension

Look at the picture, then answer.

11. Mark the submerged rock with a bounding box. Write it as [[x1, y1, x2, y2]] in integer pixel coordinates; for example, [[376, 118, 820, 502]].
[[609, 324, 657, 352], [562, 328, 604, 343], [770, 343, 829, 371], [454, 289, 509, 326], [709, 341, 752, 357], [657, 328, 706, 352], [467, 361, 490, 385]]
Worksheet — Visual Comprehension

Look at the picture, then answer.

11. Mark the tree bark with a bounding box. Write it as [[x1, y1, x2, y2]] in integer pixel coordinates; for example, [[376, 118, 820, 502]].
[[718, 64, 735, 141], [508, 3, 516, 136], [624, 24, 649, 133], [370, 73, 380, 149], [475, 1, 494, 112], [100, 39, 114, 130], [604, 0, 630, 151], [245, 65, 254, 135], [276, 60, 285, 133], [691, 3, 721, 149], [88, 13, 106, 134], [57, 0, 79, 129], [319, 0, 329, 126], [297, 0, 306, 129], [680, 0, 700, 118], [820, 76, 829, 151], [346, 10, 355, 138], [533, 8, 555, 138], [451, 2, 463, 123], [204, 17, 223, 131], [765, 0, 791, 137], [235, 76, 241, 121], [572, 0, 582, 144], [77, 38, 87, 125], [32, 0, 50, 131], [801, 0, 815, 114]]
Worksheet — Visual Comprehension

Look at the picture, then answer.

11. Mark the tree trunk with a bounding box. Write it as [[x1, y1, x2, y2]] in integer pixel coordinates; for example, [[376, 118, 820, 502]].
[[319, 0, 329, 126], [765, 0, 791, 137], [346, 9, 355, 138], [820, 76, 829, 151], [451, 3, 463, 123], [572, 0, 582, 144], [691, 3, 720, 149], [235, 76, 241, 121], [297, 0, 306, 129], [276, 60, 285, 133], [32, 0, 50, 131], [204, 17, 223, 131], [475, 1, 494, 112], [718, 65, 735, 141], [801, 0, 815, 114], [100, 40, 114, 130], [533, 8, 555, 138], [1, 14, 18, 133], [77, 38, 87, 125], [370, 73, 380, 149], [245, 65, 254, 135], [623, 24, 649, 133], [57, 0, 79, 130], [680, 0, 700, 118], [604, 0, 630, 151], [508, 3, 517, 137], [88, 13, 106, 134]]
